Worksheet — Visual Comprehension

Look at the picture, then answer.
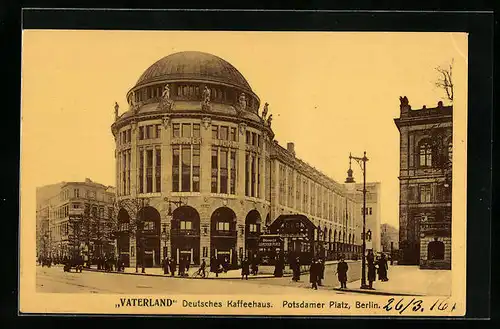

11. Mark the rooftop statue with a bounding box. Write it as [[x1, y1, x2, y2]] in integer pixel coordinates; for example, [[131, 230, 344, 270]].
[[399, 96, 409, 106], [238, 93, 247, 110], [202, 86, 211, 105], [162, 84, 171, 100], [262, 102, 269, 120], [114, 102, 119, 120], [267, 114, 273, 127]]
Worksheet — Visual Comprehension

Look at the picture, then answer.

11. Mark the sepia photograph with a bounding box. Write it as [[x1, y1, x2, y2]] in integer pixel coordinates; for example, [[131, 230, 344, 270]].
[[20, 29, 468, 316]]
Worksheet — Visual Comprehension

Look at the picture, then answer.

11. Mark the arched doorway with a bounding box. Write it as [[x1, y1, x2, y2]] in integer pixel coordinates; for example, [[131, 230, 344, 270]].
[[245, 210, 261, 261], [210, 207, 237, 268], [136, 206, 161, 268], [171, 206, 201, 265], [428, 239, 445, 260], [117, 208, 131, 267]]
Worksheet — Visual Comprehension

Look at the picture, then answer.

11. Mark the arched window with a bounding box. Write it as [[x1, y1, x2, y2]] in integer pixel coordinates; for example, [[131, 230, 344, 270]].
[[428, 239, 445, 260], [419, 141, 433, 167]]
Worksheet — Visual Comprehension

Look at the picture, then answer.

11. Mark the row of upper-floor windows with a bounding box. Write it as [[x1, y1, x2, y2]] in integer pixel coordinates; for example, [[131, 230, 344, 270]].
[[277, 163, 356, 225], [245, 131, 262, 147], [118, 145, 270, 198], [118, 122, 266, 146], [406, 183, 451, 203], [131, 84, 257, 109], [56, 188, 114, 203], [417, 140, 452, 168]]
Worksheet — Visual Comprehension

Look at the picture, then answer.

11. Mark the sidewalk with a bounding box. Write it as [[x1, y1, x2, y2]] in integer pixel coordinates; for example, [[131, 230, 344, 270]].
[[333, 264, 452, 296], [84, 265, 274, 280], [83, 260, 352, 280]]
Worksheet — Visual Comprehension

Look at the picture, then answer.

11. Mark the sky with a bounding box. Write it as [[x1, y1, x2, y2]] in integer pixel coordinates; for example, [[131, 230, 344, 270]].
[[21, 31, 468, 229]]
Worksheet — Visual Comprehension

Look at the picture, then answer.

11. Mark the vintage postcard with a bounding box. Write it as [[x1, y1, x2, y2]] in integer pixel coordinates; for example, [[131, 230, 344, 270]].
[[20, 30, 467, 316]]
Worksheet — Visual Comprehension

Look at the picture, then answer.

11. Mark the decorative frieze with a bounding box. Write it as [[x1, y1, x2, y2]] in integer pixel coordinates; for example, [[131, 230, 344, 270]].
[[171, 137, 202, 145], [213, 139, 239, 149]]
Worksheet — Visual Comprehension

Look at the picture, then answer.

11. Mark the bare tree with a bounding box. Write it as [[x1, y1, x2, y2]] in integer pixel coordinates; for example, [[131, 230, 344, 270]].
[[107, 196, 151, 273], [435, 59, 454, 103]]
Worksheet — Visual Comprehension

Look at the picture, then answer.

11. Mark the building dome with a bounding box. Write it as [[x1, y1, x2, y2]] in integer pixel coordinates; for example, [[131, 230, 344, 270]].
[[135, 51, 253, 92]]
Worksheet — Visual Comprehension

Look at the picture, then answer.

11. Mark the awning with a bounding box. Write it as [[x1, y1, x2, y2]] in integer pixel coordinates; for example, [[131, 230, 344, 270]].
[[268, 214, 316, 233]]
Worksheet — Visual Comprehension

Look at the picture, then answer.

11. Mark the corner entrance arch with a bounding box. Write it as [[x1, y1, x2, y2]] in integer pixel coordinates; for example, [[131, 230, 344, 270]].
[[171, 206, 201, 265], [137, 206, 161, 268], [117, 208, 131, 267], [245, 210, 261, 260], [210, 207, 237, 268]]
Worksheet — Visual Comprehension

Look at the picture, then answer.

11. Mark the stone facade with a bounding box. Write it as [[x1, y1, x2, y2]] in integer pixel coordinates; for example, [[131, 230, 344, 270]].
[[394, 97, 452, 270], [111, 51, 366, 269], [36, 179, 116, 260]]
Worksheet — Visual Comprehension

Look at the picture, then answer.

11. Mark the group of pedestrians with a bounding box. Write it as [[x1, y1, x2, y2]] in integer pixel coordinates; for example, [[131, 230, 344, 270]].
[[366, 250, 389, 288], [287, 252, 389, 291], [240, 257, 259, 280], [308, 258, 326, 289], [162, 256, 192, 277]]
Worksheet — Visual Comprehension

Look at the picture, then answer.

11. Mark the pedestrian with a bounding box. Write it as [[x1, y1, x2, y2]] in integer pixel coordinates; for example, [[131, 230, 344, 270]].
[[163, 256, 169, 275], [223, 257, 229, 273], [169, 257, 177, 277], [241, 258, 250, 280], [309, 258, 319, 290], [318, 258, 325, 286], [251, 257, 258, 275], [178, 257, 185, 277], [210, 256, 219, 278], [378, 253, 389, 281], [196, 259, 207, 278], [185, 258, 190, 274], [336, 256, 349, 288], [273, 253, 284, 277], [367, 250, 376, 289]]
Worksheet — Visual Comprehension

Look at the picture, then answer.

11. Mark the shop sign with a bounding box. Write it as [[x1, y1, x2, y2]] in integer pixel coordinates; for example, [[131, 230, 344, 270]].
[[258, 236, 283, 247]]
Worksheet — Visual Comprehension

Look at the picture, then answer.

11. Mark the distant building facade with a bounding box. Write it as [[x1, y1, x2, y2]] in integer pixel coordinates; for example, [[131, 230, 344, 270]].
[[36, 178, 116, 260], [380, 223, 399, 253], [110, 51, 368, 269], [354, 182, 382, 253], [394, 97, 452, 270]]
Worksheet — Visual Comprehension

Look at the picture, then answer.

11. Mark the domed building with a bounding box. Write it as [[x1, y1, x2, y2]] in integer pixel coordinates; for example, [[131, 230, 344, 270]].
[[111, 51, 365, 270]]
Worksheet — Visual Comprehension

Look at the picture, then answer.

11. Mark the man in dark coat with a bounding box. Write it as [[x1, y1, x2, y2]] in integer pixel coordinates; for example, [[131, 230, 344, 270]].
[[163, 256, 169, 275], [309, 258, 319, 290], [241, 258, 250, 280], [367, 250, 376, 289], [337, 256, 349, 288], [169, 257, 177, 277], [274, 253, 284, 277], [318, 258, 325, 286], [251, 257, 258, 275], [291, 256, 301, 282], [377, 253, 388, 281], [178, 257, 185, 276], [210, 256, 219, 277]]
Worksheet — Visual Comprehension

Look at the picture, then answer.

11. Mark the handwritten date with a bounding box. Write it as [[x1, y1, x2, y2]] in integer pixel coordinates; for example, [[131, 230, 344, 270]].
[[383, 297, 457, 314]]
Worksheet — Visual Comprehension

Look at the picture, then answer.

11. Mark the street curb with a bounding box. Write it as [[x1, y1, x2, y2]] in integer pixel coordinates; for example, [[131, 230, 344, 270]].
[[82, 268, 276, 280], [332, 288, 425, 296]]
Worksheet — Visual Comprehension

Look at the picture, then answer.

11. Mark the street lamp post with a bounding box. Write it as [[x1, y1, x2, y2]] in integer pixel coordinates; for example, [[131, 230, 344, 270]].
[[345, 151, 369, 289]]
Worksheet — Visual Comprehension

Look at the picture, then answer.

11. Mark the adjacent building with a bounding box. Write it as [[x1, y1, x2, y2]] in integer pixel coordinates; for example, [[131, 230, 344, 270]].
[[394, 96, 452, 269], [36, 178, 116, 260], [380, 223, 399, 253], [355, 182, 382, 253], [110, 51, 372, 268]]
